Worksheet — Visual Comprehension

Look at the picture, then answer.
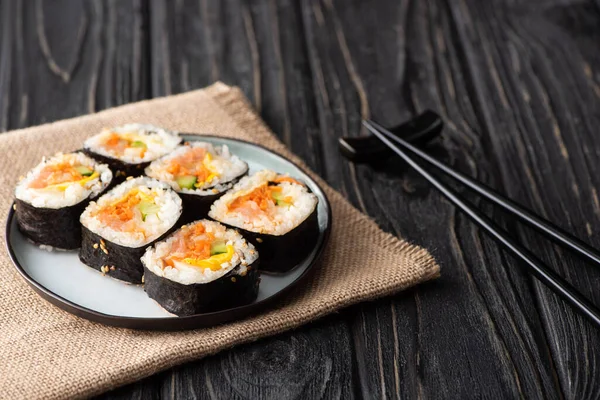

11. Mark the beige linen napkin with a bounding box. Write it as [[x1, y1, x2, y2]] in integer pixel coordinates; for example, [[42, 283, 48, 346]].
[[0, 82, 439, 399]]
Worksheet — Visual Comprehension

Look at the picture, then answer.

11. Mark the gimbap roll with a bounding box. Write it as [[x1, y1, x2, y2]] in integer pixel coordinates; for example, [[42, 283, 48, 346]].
[[208, 170, 319, 273], [14, 152, 112, 250], [83, 124, 180, 181], [145, 142, 248, 222], [79, 176, 183, 283], [142, 219, 260, 316]]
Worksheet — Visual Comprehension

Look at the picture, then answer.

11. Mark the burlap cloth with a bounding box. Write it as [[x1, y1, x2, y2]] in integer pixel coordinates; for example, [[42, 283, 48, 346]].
[[0, 83, 439, 399]]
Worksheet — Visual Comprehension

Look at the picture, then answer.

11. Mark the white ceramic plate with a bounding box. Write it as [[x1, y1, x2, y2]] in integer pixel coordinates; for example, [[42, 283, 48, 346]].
[[6, 135, 331, 330]]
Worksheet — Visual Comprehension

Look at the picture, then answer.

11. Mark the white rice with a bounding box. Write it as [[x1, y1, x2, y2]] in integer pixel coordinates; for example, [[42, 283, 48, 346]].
[[144, 142, 248, 195], [141, 219, 258, 285], [208, 169, 318, 235], [80, 176, 182, 248], [15, 152, 112, 209], [83, 123, 180, 164]]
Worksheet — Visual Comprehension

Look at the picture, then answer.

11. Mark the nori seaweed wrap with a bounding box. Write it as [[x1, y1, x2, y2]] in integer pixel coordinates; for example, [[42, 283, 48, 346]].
[[14, 152, 113, 250], [79, 177, 183, 283], [82, 123, 181, 182], [79, 227, 149, 283], [208, 170, 319, 273], [145, 141, 248, 223], [226, 211, 318, 273], [141, 220, 260, 315]]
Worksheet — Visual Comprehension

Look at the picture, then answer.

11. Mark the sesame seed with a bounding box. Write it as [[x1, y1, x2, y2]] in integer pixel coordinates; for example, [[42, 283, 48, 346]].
[[93, 243, 98, 249], [126, 176, 133, 181], [110, 266, 115, 271], [102, 248, 108, 254], [100, 239, 105, 245], [231, 277, 237, 283], [256, 238, 263, 243], [12, 204, 16, 211], [141, 275, 145, 283]]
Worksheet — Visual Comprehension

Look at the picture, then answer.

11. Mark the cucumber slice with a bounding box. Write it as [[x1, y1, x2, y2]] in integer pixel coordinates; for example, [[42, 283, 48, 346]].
[[176, 175, 197, 189], [271, 191, 284, 201], [276, 199, 291, 207], [138, 200, 161, 221], [210, 241, 228, 255], [74, 166, 94, 176], [130, 140, 147, 148]]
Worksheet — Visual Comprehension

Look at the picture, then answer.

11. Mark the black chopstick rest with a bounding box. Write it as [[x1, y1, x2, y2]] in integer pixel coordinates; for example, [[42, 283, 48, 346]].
[[338, 110, 443, 163]]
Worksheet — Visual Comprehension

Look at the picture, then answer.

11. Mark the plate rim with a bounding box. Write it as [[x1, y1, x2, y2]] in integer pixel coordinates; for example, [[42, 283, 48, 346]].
[[5, 135, 332, 331]]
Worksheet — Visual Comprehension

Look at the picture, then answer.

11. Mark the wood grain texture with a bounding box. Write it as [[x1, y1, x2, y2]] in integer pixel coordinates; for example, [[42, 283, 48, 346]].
[[1, 0, 599, 398], [0, 0, 148, 131]]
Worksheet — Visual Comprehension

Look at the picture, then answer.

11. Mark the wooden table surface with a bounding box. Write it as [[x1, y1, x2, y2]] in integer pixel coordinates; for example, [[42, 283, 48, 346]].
[[1, 0, 599, 398]]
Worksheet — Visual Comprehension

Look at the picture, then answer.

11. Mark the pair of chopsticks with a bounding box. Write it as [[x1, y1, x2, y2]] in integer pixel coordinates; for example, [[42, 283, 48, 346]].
[[363, 119, 600, 327]]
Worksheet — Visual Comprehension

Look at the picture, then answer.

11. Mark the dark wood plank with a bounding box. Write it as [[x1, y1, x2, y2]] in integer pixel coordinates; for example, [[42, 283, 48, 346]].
[[300, 1, 561, 398], [325, 0, 600, 397], [442, 1, 600, 398], [0, 0, 149, 131], [108, 316, 354, 400]]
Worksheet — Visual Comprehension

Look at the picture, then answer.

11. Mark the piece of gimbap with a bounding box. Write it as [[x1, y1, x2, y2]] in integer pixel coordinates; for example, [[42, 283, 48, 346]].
[[145, 142, 248, 222], [83, 123, 180, 181], [142, 219, 260, 316], [208, 170, 319, 273], [79, 176, 183, 283], [14, 152, 113, 250]]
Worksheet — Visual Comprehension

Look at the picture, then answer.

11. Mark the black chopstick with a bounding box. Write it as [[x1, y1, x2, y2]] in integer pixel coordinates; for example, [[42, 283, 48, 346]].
[[364, 119, 600, 327], [365, 119, 600, 269]]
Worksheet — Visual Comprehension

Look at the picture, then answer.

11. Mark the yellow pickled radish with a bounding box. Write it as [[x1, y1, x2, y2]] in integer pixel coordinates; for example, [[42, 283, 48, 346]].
[[43, 171, 100, 191], [183, 245, 235, 271]]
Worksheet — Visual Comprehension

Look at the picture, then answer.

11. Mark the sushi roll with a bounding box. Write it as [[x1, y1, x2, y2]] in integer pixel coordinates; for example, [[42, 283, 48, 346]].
[[142, 219, 260, 316], [14, 152, 112, 250], [208, 170, 319, 273], [145, 142, 248, 222], [79, 176, 183, 283], [83, 123, 180, 181]]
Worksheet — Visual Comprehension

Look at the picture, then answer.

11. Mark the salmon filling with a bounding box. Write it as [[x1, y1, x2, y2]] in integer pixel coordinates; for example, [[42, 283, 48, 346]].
[[100, 132, 148, 158], [166, 147, 218, 187], [29, 160, 98, 190], [93, 189, 157, 234], [162, 223, 234, 271], [227, 182, 295, 216]]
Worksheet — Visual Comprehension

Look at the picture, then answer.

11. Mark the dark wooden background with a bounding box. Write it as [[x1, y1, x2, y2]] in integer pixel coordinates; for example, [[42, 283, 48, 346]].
[[1, 0, 599, 398]]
